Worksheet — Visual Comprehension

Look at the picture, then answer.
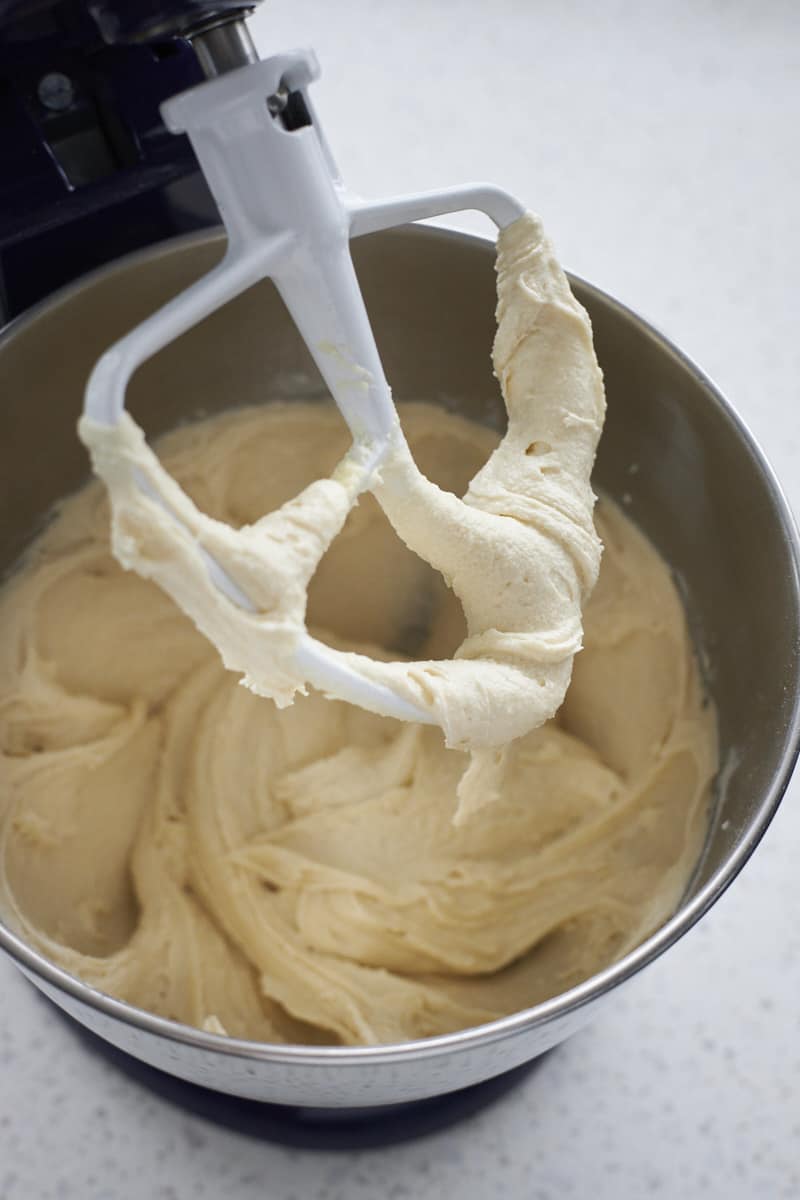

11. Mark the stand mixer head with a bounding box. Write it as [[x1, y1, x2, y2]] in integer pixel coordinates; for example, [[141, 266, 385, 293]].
[[0, 0, 260, 318]]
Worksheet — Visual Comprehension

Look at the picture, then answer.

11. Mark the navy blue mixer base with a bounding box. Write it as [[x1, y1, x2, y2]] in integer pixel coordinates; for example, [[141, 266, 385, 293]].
[[39, 990, 541, 1148]]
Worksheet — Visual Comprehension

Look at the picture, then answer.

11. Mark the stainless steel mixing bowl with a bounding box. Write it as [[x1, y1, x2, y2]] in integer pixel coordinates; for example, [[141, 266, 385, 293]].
[[1, 226, 798, 1108]]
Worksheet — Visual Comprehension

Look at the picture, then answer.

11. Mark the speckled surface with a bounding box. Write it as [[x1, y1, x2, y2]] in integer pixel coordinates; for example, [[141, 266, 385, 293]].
[[2, 1, 799, 1196]]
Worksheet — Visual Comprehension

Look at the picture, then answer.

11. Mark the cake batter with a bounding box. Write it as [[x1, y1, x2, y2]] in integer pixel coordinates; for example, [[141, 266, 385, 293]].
[[0, 400, 716, 1045]]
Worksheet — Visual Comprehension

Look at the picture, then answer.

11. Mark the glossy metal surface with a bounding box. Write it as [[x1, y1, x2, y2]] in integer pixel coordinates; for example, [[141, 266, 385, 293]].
[[1, 227, 798, 1107], [190, 18, 260, 78]]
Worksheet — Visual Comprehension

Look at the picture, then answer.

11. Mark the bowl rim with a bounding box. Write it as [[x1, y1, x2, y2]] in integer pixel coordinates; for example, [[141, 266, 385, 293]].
[[2, 223, 799, 1067]]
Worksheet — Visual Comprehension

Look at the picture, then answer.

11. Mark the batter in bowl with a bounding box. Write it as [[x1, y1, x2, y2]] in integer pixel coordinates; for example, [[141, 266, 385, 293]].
[[77, 214, 606, 820], [0, 398, 716, 1045]]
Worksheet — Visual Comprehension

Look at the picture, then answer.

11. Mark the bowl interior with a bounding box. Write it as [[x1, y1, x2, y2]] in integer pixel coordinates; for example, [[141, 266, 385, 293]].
[[0, 224, 797, 930]]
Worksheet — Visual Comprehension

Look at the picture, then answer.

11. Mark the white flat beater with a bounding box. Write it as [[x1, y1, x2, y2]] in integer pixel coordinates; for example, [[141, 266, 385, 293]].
[[83, 47, 525, 724]]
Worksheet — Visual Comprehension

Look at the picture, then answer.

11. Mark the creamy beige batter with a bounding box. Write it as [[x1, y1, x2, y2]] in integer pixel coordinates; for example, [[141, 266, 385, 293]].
[[0, 401, 716, 1045], [77, 214, 605, 819]]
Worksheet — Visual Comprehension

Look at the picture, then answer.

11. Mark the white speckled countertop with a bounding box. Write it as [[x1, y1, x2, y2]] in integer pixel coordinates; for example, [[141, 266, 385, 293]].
[[2, 1, 799, 1196]]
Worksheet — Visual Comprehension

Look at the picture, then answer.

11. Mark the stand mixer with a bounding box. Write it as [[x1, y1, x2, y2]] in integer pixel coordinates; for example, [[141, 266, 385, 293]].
[[1, 1, 799, 1140]]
